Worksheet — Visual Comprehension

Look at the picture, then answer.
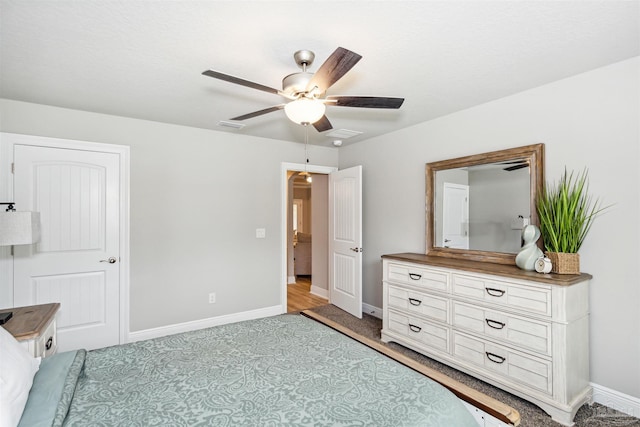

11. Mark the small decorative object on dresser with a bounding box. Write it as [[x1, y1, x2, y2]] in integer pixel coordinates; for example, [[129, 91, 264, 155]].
[[515, 224, 543, 271], [536, 168, 610, 274], [535, 255, 553, 274], [381, 253, 592, 426], [0, 303, 59, 358]]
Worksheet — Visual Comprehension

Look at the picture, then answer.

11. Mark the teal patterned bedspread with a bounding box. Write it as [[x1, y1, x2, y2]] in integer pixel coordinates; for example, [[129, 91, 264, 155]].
[[30, 314, 477, 426]]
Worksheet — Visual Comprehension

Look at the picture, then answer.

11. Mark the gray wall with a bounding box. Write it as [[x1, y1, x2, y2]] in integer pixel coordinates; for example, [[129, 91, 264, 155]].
[[0, 99, 339, 331], [339, 57, 640, 399]]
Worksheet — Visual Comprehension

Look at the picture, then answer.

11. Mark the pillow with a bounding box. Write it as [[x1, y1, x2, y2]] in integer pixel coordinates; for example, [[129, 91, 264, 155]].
[[0, 325, 41, 427]]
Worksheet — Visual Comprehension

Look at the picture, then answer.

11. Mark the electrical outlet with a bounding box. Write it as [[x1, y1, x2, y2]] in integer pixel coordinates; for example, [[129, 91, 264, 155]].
[[208, 292, 216, 304]]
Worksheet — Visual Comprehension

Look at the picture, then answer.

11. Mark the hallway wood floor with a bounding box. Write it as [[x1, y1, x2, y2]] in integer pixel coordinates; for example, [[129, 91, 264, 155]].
[[287, 276, 328, 313]]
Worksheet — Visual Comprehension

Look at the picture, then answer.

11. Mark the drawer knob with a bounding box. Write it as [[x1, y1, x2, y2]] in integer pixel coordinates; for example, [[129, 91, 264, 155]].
[[408, 298, 422, 306], [45, 337, 53, 350], [408, 273, 422, 280], [485, 319, 506, 329], [485, 287, 505, 297], [408, 324, 422, 333], [486, 352, 506, 364]]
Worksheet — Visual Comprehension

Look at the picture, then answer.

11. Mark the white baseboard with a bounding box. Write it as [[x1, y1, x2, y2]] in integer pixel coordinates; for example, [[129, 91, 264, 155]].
[[287, 275, 296, 284], [127, 305, 282, 343], [591, 382, 640, 418], [363, 303, 382, 319], [310, 285, 328, 299]]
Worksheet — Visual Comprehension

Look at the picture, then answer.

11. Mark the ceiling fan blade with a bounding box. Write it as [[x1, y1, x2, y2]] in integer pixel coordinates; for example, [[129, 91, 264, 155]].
[[203, 69, 284, 96], [498, 160, 528, 165], [231, 105, 285, 121], [326, 96, 404, 109], [306, 47, 362, 93], [503, 163, 530, 172], [312, 115, 333, 132]]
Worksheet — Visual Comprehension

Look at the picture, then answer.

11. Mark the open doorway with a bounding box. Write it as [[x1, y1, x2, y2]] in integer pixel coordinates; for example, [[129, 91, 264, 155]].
[[281, 163, 336, 313]]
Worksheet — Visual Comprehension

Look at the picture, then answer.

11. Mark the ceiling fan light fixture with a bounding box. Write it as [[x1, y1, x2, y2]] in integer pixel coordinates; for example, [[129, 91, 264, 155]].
[[284, 98, 326, 125], [298, 171, 313, 183]]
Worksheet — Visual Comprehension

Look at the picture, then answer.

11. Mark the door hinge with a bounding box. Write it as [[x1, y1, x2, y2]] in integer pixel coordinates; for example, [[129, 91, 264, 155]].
[[11, 163, 14, 174]]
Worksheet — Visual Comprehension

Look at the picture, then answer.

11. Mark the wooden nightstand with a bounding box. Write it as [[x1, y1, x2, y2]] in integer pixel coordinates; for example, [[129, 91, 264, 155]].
[[0, 303, 60, 358]]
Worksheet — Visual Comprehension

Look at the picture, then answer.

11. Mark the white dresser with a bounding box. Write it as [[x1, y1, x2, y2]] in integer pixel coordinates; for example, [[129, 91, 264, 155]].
[[381, 253, 592, 426]]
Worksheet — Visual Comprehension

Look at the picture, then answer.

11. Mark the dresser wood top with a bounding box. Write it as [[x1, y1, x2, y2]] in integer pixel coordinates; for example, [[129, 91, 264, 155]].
[[0, 303, 60, 341], [382, 253, 592, 285]]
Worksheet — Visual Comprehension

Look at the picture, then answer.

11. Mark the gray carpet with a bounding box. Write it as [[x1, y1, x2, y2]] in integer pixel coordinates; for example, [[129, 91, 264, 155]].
[[304, 304, 640, 427]]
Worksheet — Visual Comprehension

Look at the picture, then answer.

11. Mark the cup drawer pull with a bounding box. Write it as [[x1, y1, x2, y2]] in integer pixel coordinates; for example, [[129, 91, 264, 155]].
[[485, 287, 505, 297], [485, 319, 506, 329], [408, 273, 422, 280], [408, 324, 422, 333], [408, 298, 422, 306], [486, 352, 506, 364], [45, 337, 53, 350]]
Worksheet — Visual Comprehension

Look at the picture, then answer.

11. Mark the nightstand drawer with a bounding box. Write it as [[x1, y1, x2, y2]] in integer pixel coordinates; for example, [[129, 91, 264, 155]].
[[4, 303, 60, 358], [34, 318, 57, 358], [19, 318, 57, 358]]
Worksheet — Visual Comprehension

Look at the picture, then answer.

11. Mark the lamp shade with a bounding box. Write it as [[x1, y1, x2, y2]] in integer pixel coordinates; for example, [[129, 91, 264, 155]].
[[0, 211, 41, 246], [284, 99, 326, 125]]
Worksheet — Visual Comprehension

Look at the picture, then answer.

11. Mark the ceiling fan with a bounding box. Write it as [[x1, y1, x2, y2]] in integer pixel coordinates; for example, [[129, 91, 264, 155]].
[[499, 160, 530, 172], [202, 47, 405, 132]]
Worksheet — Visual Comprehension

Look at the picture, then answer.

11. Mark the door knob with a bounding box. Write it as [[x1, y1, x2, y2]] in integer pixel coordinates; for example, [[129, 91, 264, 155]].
[[350, 247, 363, 252], [100, 257, 117, 264]]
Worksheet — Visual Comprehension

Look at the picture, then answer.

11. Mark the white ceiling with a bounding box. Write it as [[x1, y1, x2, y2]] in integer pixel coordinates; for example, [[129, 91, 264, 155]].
[[1, 1, 638, 147]]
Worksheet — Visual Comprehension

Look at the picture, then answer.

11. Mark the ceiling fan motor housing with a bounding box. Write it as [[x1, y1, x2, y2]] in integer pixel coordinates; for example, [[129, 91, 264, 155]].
[[282, 72, 316, 96]]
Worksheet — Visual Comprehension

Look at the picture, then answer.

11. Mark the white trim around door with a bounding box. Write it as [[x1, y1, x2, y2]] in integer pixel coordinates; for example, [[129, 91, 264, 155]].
[[280, 162, 337, 313], [0, 132, 131, 345]]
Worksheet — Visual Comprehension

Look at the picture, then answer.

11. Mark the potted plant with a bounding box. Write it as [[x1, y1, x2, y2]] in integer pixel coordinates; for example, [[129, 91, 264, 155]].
[[536, 168, 608, 274]]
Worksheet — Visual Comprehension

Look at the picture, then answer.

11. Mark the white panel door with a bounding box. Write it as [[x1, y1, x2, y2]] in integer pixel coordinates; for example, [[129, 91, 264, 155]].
[[328, 166, 362, 318], [442, 182, 469, 249], [13, 145, 121, 351]]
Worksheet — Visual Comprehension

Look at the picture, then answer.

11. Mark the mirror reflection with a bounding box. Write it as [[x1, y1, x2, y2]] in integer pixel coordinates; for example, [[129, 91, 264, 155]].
[[434, 161, 531, 254], [425, 143, 544, 265]]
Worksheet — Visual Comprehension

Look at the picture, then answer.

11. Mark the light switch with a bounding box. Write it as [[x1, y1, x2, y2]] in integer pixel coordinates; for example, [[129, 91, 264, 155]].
[[256, 228, 266, 238]]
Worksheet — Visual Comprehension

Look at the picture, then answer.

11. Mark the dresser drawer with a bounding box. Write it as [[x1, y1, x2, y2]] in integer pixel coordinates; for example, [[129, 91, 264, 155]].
[[386, 262, 449, 293], [387, 310, 449, 353], [387, 284, 449, 323], [452, 302, 551, 355], [453, 332, 552, 395], [452, 274, 551, 316]]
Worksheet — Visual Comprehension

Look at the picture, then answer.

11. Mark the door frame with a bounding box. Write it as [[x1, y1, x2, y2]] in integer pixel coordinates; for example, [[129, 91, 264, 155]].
[[280, 162, 337, 313], [1, 132, 130, 344]]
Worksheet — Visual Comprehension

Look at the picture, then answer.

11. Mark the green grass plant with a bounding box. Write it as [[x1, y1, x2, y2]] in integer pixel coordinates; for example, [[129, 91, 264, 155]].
[[536, 168, 608, 253]]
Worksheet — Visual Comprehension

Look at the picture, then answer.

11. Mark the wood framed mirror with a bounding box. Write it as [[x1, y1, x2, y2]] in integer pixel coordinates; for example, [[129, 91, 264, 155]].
[[426, 143, 545, 265]]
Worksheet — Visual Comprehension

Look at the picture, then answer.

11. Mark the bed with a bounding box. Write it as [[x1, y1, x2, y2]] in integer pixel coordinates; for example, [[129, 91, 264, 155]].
[[6, 313, 517, 426]]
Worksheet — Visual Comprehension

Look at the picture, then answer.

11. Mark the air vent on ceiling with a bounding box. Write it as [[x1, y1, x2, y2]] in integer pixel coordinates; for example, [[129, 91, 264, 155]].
[[325, 129, 363, 139], [217, 120, 245, 130]]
